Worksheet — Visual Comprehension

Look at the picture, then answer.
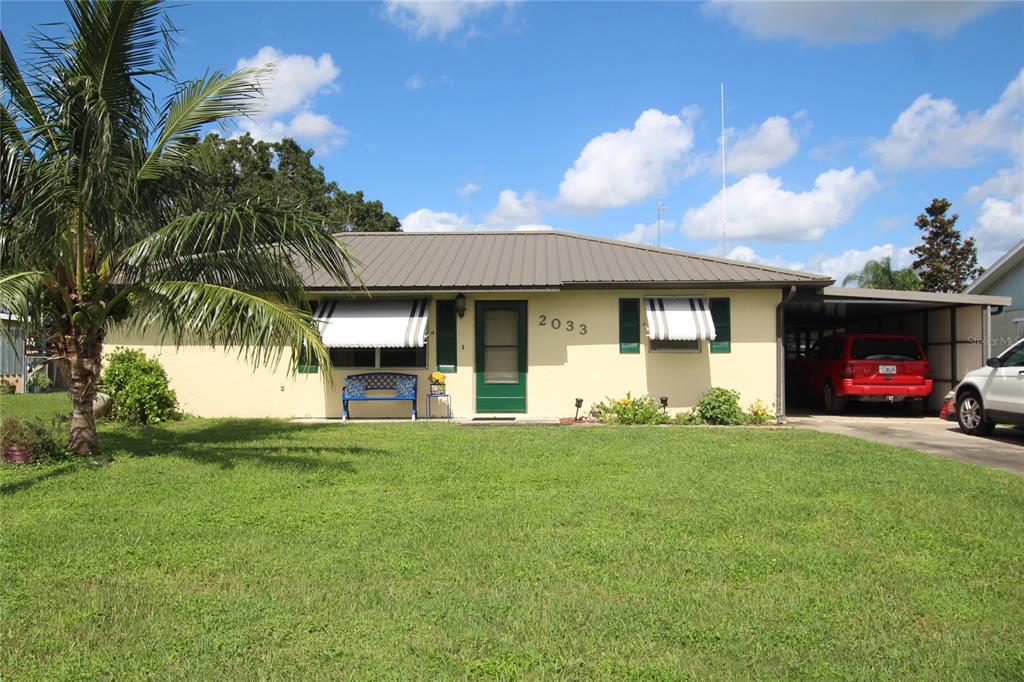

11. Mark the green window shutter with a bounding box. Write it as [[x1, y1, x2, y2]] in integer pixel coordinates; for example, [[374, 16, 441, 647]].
[[298, 342, 319, 373], [710, 298, 731, 353], [436, 299, 458, 372], [619, 299, 640, 354]]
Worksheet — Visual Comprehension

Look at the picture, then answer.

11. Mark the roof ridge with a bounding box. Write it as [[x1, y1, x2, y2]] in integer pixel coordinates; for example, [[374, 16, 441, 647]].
[[548, 230, 830, 281], [337, 230, 833, 283]]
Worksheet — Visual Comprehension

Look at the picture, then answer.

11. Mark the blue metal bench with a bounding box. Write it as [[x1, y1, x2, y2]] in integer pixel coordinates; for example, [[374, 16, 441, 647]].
[[342, 372, 418, 421]]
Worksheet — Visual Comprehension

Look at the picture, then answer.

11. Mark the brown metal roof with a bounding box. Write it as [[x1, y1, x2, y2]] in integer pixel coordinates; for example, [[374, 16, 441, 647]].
[[298, 231, 834, 291]]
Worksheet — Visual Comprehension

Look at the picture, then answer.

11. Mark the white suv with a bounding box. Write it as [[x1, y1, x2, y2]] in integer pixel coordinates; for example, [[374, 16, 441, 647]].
[[956, 339, 1024, 436]]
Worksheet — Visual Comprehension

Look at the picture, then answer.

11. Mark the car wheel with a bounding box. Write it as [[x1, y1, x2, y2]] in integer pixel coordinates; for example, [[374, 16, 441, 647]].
[[824, 383, 846, 414], [956, 390, 996, 436], [904, 399, 925, 417]]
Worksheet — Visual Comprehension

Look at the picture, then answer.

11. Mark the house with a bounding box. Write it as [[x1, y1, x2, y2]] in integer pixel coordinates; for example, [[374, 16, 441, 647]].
[[106, 231, 1011, 420], [964, 238, 1024, 354], [1, 309, 26, 392]]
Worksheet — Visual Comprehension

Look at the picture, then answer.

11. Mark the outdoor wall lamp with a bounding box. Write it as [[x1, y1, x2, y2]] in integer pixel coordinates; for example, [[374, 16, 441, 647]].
[[455, 293, 467, 318], [660, 396, 668, 412], [575, 397, 584, 421]]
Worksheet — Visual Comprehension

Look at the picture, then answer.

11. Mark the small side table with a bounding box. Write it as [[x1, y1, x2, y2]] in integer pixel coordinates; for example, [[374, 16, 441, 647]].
[[426, 393, 452, 421]]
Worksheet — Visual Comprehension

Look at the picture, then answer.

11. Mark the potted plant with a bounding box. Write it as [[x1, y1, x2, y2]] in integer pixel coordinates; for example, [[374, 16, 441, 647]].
[[27, 369, 50, 394], [429, 371, 446, 396], [1, 417, 29, 464]]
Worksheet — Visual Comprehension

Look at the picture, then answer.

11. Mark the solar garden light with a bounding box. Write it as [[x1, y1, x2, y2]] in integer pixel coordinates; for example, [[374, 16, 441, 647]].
[[575, 397, 584, 421], [660, 396, 668, 413]]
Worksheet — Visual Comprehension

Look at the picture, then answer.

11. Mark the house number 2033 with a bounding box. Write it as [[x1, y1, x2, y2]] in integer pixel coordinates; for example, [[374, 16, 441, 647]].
[[538, 314, 587, 335]]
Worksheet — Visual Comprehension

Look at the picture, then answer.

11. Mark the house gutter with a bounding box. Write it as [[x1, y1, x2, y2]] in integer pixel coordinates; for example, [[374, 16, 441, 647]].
[[776, 285, 798, 424]]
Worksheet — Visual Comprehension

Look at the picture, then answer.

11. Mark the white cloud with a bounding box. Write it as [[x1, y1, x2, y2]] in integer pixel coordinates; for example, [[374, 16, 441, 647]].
[[383, 1, 504, 39], [703, 0, 995, 44], [616, 220, 676, 245], [726, 115, 799, 175], [235, 46, 345, 151], [965, 166, 1024, 204], [237, 46, 340, 117], [871, 69, 1024, 170], [484, 190, 545, 226], [241, 111, 347, 149], [401, 207, 553, 233], [681, 167, 879, 242], [970, 195, 1024, 266], [557, 108, 697, 212], [803, 244, 916, 284], [725, 245, 802, 270], [405, 74, 427, 91], [402, 208, 475, 232], [456, 182, 481, 196]]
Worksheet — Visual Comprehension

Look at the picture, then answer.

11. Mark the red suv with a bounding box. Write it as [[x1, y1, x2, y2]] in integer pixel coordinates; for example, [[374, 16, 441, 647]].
[[794, 333, 933, 415]]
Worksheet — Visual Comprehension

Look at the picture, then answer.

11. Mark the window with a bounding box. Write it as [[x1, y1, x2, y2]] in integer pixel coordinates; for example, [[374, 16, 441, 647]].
[[619, 299, 640, 353], [1000, 340, 1024, 367], [330, 348, 376, 368], [709, 298, 730, 353], [297, 342, 319, 373], [330, 347, 427, 369], [850, 337, 922, 361], [436, 299, 458, 372], [380, 347, 427, 368], [650, 339, 700, 352]]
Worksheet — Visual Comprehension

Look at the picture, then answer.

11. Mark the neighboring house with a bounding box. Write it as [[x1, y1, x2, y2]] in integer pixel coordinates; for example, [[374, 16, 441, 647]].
[[1, 310, 26, 392], [106, 230, 1010, 420], [965, 238, 1024, 355]]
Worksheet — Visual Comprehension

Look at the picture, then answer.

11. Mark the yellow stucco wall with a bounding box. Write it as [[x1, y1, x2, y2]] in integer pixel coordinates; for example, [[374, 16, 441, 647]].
[[105, 288, 781, 420]]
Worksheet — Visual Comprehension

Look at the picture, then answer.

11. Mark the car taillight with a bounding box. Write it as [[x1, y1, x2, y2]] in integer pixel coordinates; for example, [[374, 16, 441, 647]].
[[841, 364, 853, 378]]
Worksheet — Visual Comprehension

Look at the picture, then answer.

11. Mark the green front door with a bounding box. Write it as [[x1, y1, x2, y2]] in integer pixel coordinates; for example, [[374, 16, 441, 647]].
[[475, 301, 527, 413]]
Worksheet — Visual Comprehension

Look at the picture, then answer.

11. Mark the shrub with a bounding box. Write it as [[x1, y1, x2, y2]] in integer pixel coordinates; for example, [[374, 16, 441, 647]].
[[593, 392, 670, 425], [672, 410, 704, 425], [102, 348, 179, 425], [695, 387, 746, 425], [27, 369, 51, 392], [1, 416, 72, 464], [747, 399, 775, 425]]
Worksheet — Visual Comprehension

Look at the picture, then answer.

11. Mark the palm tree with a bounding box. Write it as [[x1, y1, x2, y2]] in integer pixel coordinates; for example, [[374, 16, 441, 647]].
[[842, 257, 921, 291], [1, 0, 354, 455]]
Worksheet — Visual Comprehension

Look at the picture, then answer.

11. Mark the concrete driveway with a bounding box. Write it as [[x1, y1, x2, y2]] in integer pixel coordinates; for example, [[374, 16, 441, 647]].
[[788, 407, 1024, 476]]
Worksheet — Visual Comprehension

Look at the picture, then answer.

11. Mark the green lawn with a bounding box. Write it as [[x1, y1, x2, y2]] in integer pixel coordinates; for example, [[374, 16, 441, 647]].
[[2, 395, 1023, 679], [0, 390, 70, 420]]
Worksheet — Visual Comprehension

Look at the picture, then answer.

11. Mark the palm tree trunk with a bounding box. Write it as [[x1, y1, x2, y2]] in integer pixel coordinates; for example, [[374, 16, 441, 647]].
[[68, 340, 102, 456]]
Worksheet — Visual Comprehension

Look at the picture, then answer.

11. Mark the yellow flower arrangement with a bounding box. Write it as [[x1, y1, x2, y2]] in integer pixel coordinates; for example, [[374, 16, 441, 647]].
[[429, 371, 446, 386]]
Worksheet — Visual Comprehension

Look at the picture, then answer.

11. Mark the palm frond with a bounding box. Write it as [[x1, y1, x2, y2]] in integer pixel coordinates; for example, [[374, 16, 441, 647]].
[[138, 67, 265, 181], [115, 200, 355, 288], [0, 31, 57, 152], [131, 280, 332, 373]]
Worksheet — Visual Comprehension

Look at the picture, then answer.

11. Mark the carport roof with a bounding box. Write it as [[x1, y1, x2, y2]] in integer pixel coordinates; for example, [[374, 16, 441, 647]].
[[299, 231, 835, 291], [786, 286, 1012, 327], [819, 286, 1011, 307]]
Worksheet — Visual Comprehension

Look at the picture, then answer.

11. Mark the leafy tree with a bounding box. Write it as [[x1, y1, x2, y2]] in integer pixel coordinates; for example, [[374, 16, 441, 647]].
[[197, 134, 401, 232], [909, 199, 983, 293], [842, 256, 921, 290], [1, 0, 354, 456]]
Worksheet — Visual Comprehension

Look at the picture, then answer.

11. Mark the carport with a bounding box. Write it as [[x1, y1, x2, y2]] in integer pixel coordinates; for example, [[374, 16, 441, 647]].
[[782, 287, 1013, 413]]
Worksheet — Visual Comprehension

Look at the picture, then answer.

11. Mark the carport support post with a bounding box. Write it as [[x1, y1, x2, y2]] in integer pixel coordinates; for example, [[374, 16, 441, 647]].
[[776, 286, 797, 424]]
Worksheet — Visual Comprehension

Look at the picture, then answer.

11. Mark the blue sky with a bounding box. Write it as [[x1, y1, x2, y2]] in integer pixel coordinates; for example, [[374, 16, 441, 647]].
[[4, 1, 1023, 280]]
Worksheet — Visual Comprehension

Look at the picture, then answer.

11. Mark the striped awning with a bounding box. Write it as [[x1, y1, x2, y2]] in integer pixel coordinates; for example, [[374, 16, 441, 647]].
[[645, 297, 716, 341], [313, 299, 429, 348]]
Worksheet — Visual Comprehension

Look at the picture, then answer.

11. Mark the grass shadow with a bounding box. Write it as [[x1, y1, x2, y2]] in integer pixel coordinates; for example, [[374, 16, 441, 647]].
[[99, 418, 391, 472], [0, 464, 75, 495]]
